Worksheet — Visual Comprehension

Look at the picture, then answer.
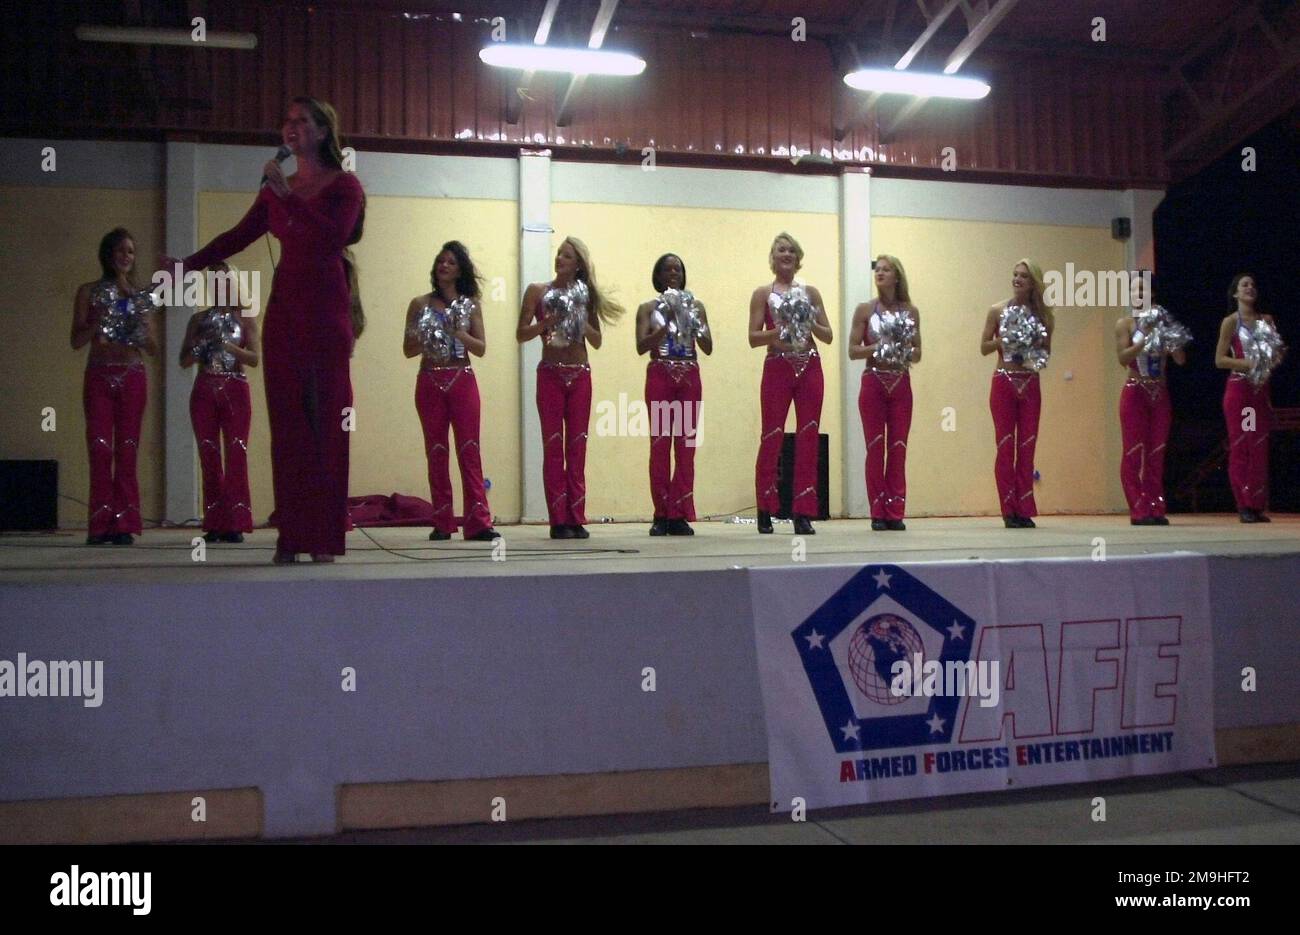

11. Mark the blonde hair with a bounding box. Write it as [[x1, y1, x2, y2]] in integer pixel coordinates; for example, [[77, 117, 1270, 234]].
[[563, 236, 624, 325], [875, 254, 911, 305], [1016, 258, 1052, 314], [769, 232, 804, 273]]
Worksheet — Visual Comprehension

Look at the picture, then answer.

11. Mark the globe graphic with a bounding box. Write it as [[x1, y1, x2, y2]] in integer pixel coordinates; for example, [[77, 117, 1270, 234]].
[[847, 613, 925, 705]]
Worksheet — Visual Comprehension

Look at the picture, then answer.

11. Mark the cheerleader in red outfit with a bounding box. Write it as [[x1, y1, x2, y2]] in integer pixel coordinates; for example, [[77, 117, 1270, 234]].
[[70, 227, 159, 545], [166, 97, 365, 564], [1115, 277, 1184, 526], [636, 253, 713, 536], [179, 265, 259, 543], [979, 259, 1055, 528], [749, 232, 834, 535], [849, 254, 921, 531], [403, 241, 499, 542], [516, 237, 624, 540], [1215, 273, 1285, 523]]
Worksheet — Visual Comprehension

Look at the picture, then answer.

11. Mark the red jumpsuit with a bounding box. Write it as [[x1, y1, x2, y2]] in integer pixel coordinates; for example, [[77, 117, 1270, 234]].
[[185, 173, 364, 555], [858, 302, 913, 521], [83, 353, 147, 538], [190, 314, 254, 534], [755, 290, 823, 517], [988, 316, 1043, 519], [414, 319, 493, 537], [1118, 322, 1171, 522], [1223, 315, 1272, 512], [645, 306, 702, 521], [533, 294, 592, 527]]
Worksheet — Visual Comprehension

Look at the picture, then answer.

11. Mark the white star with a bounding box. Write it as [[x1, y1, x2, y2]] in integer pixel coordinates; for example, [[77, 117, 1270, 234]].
[[947, 620, 966, 642], [927, 713, 946, 735], [804, 629, 826, 650], [872, 568, 892, 589], [840, 720, 861, 742]]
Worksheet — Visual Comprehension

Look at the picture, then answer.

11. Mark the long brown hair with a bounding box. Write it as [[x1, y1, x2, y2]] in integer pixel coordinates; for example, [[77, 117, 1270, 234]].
[[97, 227, 138, 287], [291, 96, 366, 338]]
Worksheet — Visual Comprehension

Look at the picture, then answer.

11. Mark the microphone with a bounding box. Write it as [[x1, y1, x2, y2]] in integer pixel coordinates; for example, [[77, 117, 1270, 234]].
[[260, 145, 292, 186]]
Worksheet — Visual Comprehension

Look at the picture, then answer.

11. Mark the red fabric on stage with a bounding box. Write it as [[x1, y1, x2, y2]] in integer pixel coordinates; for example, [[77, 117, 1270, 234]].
[[83, 363, 146, 536], [185, 173, 364, 555], [1223, 375, 1271, 511], [415, 367, 493, 536], [989, 369, 1041, 518], [859, 369, 912, 521], [1119, 380, 1172, 521], [645, 359, 701, 521], [190, 372, 253, 533], [756, 353, 823, 516], [536, 362, 591, 526]]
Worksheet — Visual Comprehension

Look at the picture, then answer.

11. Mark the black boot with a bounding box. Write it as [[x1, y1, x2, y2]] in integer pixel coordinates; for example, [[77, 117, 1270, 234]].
[[1239, 510, 1258, 524], [757, 510, 773, 534], [465, 528, 501, 541], [550, 525, 574, 539], [793, 515, 815, 535], [885, 519, 906, 531], [222, 532, 245, 543], [649, 517, 669, 536], [871, 519, 887, 531], [667, 518, 694, 536], [569, 524, 590, 539], [429, 529, 452, 541]]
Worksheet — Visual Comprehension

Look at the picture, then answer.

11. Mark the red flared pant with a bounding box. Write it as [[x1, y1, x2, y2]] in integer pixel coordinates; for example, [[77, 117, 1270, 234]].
[[537, 363, 591, 526], [646, 359, 702, 521], [1223, 375, 1271, 511], [1119, 379, 1171, 521], [859, 369, 912, 521], [756, 354, 823, 516], [190, 372, 253, 533], [415, 367, 492, 536], [989, 370, 1041, 518], [83, 363, 146, 537]]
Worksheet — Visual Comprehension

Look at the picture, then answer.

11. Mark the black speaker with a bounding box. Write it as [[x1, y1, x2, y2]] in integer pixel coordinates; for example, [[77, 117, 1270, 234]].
[[1112, 217, 1131, 240], [776, 433, 830, 520], [0, 460, 59, 531]]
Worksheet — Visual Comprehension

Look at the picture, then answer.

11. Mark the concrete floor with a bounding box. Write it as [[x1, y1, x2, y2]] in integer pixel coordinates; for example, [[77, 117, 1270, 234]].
[[2, 513, 1297, 583], [286, 762, 1300, 844]]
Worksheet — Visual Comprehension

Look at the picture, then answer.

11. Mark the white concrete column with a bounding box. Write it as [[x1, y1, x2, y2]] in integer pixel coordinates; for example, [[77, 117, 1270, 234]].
[[1121, 188, 1164, 276], [839, 168, 872, 517], [519, 150, 553, 523], [163, 141, 200, 524]]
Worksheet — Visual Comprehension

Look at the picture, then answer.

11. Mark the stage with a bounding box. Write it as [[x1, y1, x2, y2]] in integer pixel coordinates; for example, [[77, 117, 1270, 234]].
[[2, 514, 1298, 843], [3, 514, 1300, 582]]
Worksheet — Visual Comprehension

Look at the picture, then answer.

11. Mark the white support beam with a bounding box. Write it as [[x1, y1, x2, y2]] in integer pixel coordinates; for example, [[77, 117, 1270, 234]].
[[518, 150, 553, 523], [163, 141, 200, 525], [839, 169, 873, 517]]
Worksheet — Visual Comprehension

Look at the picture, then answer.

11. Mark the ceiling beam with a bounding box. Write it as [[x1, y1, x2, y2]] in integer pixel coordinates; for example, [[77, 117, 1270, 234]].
[[881, 0, 1017, 140], [555, 0, 619, 128], [505, 0, 561, 125]]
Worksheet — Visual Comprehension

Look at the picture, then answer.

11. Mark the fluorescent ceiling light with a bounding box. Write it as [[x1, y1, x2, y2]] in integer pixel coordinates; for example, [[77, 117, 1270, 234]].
[[844, 68, 989, 100], [479, 44, 645, 76], [76, 25, 257, 50]]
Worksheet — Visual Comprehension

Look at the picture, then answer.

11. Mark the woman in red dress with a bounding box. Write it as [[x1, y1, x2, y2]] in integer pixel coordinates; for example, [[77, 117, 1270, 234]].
[[635, 253, 712, 536], [849, 254, 921, 531], [166, 96, 365, 563], [516, 237, 623, 540], [179, 264, 260, 543], [1215, 273, 1285, 522], [71, 227, 160, 545], [403, 241, 499, 542], [979, 259, 1054, 528], [749, 232, 833, 535]]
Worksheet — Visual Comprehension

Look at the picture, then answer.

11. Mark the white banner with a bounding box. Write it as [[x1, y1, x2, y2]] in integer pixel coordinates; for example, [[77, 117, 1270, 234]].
[[752, 555, 1216, 812]]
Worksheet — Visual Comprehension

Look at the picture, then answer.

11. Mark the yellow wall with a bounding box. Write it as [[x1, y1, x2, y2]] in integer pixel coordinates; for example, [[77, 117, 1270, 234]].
[[0, 186, 165, 530], [197, 192, 520, 524], [550, 202, 843, 520], [869, 216, 1128, 515]]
